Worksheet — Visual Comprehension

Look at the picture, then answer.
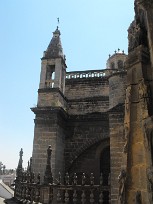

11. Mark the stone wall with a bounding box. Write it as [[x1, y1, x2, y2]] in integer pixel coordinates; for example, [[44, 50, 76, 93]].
[[68, 138, 110, 184], [109, 72, 127, 109], [65, 77, 109, 100], [65, 113, 109, 171], [109, 105, 125, 203], [37, 88, 67, 110], [65, 77, 109, 115], [68, 96, 109, 115], [31, 108, 67, 181]]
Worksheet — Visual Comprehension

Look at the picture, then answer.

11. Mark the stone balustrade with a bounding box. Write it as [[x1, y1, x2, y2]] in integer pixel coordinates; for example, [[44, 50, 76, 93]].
[[15, 172, 110, 204], [66, 69, 125, 79], [45, 80, 54, 88], [14, 146, 110, 204]]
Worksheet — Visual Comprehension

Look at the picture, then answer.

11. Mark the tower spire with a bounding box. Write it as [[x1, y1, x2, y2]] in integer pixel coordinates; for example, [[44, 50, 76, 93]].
[[43, 25, 64, 60], [39, 25, 67, 91]]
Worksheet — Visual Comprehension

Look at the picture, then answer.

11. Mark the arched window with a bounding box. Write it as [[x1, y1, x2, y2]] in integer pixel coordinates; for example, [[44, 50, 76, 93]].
[[118, 60, 124, 69], [45, 65, 55, 88]]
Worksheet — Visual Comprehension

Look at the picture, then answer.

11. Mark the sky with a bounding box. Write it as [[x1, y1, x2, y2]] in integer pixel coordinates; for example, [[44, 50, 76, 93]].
[[0, 0, 134, 170]]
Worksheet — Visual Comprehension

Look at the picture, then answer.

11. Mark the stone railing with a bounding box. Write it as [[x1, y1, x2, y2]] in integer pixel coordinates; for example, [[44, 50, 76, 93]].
[[66, 68, 125, 79], [45, 79, 54, 88], [14, 146, 110, 204], [15, 172, 110, 204]]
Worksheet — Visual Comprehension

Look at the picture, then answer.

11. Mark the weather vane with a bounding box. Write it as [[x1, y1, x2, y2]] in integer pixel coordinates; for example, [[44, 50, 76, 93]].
[[57, 17, 60, 25]]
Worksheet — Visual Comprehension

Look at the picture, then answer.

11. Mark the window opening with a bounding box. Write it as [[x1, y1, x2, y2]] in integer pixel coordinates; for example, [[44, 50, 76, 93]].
[[45, 65, 55, 88]]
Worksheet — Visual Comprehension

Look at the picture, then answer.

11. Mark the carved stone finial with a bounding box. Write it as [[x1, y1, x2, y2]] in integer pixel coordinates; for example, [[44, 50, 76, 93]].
[[82, 173, 86, 186], [18, 148, 23, 169], [90, 173, 94, 186], [47, 145, 52, 162], [125, 86, 131, 111], [44, 145, 53, 184], [19, 148, 23, 158], [118, 169, 127, 204], [100, 173, 103, 185], [73, 173, 77, 185], [65, 172, 69, 185], [57, 172, 61, 185], [37, 173, 41, 184], [123, 125, 129, 153], [29, 157, 32, 173], [27, 161, 30, 171], [57, 17, 60, 25], [16, 148, 23, 180]]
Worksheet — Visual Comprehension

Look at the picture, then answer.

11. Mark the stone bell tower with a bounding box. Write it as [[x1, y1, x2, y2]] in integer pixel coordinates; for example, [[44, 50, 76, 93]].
[[31, 27, 67, 181], [39, 26, 66, 93]]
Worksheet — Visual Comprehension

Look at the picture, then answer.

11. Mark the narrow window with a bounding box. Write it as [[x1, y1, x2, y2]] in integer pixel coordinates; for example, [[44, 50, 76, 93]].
[[45, 65, 55, 88]]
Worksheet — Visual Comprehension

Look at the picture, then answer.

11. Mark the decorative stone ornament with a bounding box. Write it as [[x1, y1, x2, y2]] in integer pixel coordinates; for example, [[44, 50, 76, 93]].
[[118, 169, 127, 204], [125, 86, 131, 111], [44, 145, 53, 184]]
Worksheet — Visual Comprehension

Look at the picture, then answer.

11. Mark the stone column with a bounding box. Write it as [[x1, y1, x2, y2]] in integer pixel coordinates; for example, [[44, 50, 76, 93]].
[[39, 60, 47, 89], [54, 58, 62, 89], [109, 108, 125, 204], [125, 46, 150, 203]]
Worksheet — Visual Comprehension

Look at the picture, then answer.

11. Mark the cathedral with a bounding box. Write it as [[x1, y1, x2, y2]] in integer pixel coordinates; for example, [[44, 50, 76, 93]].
[[14, 0, 153, 204]]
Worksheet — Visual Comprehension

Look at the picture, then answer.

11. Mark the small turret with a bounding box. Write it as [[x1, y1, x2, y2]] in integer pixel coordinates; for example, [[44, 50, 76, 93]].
[[107, 49, 127, 70], [108, 49, 127, 109]]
